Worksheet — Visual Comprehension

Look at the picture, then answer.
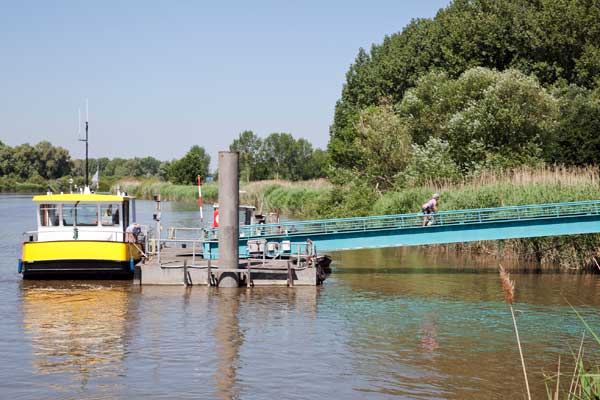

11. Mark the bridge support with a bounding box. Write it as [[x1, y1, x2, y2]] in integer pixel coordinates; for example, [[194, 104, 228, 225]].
[[217, 151, 240, 288]]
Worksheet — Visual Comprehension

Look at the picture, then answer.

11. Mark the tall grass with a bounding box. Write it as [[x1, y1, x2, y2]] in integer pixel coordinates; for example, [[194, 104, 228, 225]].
[[375, 166, 600, 215], [115, 180, 218, 202], [373, 167, 600, 270], [241, 180, 332, 217], [113, 178, 332, 217]]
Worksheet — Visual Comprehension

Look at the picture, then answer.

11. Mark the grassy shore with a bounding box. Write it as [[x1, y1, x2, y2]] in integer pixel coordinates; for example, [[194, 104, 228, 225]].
[[115, 167, 600, 271], [115, 179, 333, 216]]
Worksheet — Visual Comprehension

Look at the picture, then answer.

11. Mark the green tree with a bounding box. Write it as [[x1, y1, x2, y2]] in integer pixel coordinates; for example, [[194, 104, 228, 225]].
[[303, 148, 329, 180], [403, 138, 461, 187], [329, 0, 600, 172], [96, 157, 110, 174], [352, 102, 412, 192], [397, 68, 558, 172], [0, 141, 13, 176], [550, 84, 600, 165], [103, 158, 127, 176], [138, 156, 161, 176], [169, 145, 211, 184], [230, 130, 263, 181], [446, 69, 558, 170], [34, 141, 72, 179], [158, 161, 172, 181], [260, 133, 298, 180], [290, 138, 316, 180], [11, 144, 39, 180]]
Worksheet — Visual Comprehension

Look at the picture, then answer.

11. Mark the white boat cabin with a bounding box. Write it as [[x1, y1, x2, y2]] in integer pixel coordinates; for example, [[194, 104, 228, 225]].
[[33, 194, 136, 242]]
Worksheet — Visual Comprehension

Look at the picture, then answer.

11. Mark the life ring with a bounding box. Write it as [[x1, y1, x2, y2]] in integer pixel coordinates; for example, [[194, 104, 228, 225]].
[[213, 209, 219, 228]]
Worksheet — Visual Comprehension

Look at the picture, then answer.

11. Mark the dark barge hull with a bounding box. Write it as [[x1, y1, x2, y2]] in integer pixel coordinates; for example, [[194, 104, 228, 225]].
[[21, 260, 134, 279]]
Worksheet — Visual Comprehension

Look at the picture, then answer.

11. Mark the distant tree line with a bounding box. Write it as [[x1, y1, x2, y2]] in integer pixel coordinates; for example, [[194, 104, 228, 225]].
[[0, 140, 71, 180], [329, 0, 600, 192], [0, 130, 327, 189]]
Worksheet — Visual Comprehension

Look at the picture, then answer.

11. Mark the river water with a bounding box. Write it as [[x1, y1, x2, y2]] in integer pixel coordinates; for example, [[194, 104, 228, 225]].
[[1, 194, 599, 399]]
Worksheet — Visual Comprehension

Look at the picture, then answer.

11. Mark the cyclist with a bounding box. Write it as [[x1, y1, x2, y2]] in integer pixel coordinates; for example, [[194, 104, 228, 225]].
[[422, 193, 440, 226]]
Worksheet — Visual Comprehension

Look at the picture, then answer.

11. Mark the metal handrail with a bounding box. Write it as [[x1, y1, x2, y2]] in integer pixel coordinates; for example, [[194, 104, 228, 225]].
[[148, 238, 204, 265], [167, 227, 205, 240], [203, 199, 600, 240]]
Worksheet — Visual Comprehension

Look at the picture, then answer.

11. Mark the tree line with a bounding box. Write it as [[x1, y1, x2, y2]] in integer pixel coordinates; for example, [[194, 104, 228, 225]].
[[229, 131, 328, 182], [0, 131, 327, 188], [329, 0, 600, 192]]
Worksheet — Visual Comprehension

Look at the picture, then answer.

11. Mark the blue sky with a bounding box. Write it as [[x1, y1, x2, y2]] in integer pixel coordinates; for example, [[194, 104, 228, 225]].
[[1, 0, 449, 164]]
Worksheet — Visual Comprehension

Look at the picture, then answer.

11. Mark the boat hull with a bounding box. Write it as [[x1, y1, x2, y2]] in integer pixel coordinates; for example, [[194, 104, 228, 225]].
[[21, 240, 143, 278]]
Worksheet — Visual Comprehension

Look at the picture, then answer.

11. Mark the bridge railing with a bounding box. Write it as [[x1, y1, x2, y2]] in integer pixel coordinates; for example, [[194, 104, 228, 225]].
[[202, 200, 600, 241]]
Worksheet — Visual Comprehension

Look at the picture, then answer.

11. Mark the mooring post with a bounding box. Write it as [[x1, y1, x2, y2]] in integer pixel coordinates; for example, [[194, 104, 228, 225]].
[[287, 260, 294, 287], [217, 151, 240, 288], [246, 257, 252, 288]]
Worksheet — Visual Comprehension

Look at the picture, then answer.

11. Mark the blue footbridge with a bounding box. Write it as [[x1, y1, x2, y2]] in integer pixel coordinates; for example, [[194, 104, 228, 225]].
[[201, 200, 600, 259]]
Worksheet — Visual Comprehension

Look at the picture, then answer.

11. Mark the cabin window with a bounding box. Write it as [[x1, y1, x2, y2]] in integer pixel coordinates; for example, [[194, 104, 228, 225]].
[[62, 204, 99, 226], [39, 204, 60, 227], [100, 204, 120, 226]]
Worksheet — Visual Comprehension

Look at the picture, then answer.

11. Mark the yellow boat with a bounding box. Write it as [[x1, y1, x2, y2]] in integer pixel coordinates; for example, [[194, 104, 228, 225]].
[[20, 193, 145, 278]]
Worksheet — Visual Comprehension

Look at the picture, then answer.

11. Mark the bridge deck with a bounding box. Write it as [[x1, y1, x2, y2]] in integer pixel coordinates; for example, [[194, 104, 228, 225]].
[[201, 200, 600, 257]]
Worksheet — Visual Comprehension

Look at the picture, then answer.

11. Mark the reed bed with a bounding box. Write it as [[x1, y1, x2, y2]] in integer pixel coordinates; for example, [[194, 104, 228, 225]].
[[414, 165, 600, 191], [114, 178, 332, 216], [372, 167, 600, 270], [240, 179, 332, 216], [115, 180, 218, 202]]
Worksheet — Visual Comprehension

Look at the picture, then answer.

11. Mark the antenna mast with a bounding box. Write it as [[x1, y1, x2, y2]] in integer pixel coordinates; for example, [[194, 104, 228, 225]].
[[79, 99, 89, 188]]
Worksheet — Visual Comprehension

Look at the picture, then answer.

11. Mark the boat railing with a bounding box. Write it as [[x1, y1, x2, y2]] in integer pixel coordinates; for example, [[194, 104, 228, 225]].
[[148, 238, 204, 266], [244, 239, 317, 269], [166, 226, 204, 240], [22, 225, 151, 245]]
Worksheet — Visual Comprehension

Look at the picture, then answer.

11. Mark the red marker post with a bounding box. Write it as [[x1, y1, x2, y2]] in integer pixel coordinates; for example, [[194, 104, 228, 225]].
[[197, 175, 203, 223]]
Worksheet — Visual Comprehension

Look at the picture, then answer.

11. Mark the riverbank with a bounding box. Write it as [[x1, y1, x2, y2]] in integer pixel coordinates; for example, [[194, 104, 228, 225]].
[[115, 179, 333, 216], [119, 167, 600, 271]]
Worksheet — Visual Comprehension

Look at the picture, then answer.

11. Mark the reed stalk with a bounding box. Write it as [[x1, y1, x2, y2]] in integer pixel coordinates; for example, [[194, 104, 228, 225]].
[[499, 264, 532, 400], [567, 332, 585, 399], [554, 356, 560, 400], [593, 257, 600, 272]]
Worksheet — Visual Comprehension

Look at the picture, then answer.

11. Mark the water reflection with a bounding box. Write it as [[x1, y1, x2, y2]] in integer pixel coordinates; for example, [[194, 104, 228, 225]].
[[21, 282, 131, 391], [13, 244, 599, 400], [213, 289, 242, 400], [210, 286, 321, 399]]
